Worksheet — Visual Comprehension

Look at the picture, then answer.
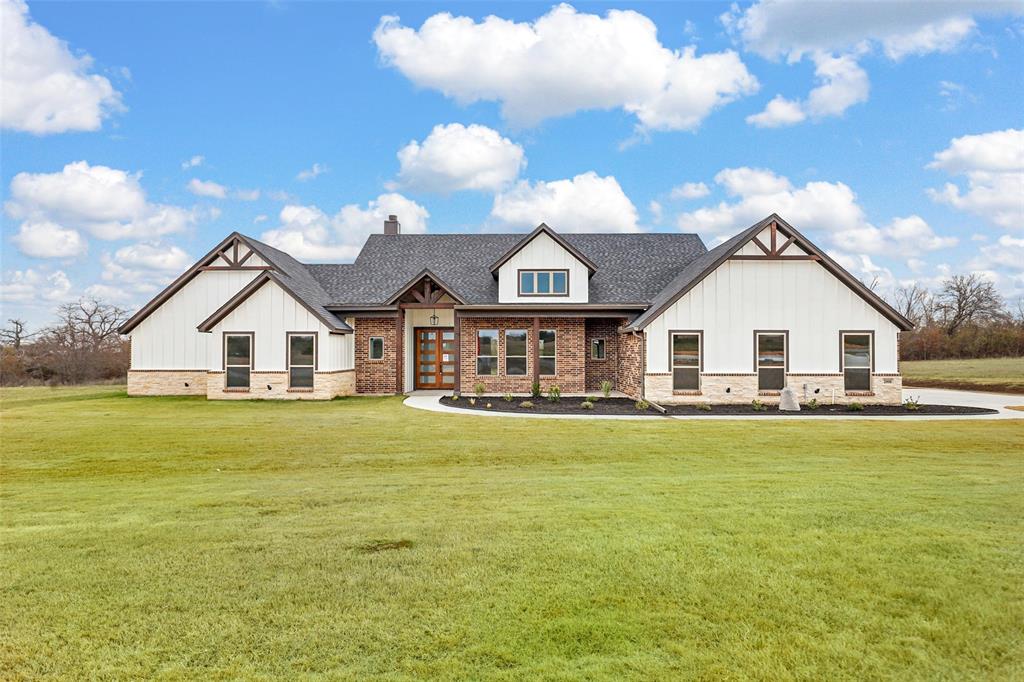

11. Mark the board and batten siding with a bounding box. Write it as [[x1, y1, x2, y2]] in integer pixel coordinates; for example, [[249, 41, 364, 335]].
[[644, 258, 900, 375], [497, 231, 589, 304], [206, 279, 353, 372], [128, 254, 269, 370]]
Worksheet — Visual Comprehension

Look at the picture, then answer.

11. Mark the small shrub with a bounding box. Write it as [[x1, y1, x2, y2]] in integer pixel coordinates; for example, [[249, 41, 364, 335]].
[[474, 383, 485, 398], [547, 385, 561, 402], [519, 400, 534, 409], [503, 392, 514, 402], [806, 398, 819, 410], [751, 399, 766, 412], [451, 395, 459, 402], [530, 380, 542, 398], [696, 402, 711, 412], [600, 380, 613, 398], [468, 398, 476, 406], [903, 396, 921, 411], [580, 400, 594, 410], [635, 399, 650, 411], [847, 402, 864, 412], [485, 402, 492, 409]]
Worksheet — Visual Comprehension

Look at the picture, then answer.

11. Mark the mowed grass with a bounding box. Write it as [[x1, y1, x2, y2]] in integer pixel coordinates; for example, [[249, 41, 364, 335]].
[[2, 386, 1022, 680], [902, 357, 1024, 393]]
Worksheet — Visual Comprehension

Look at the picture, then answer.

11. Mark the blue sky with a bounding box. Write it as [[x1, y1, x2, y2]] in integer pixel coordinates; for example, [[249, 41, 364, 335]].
[[2, 0, 1022, 328]]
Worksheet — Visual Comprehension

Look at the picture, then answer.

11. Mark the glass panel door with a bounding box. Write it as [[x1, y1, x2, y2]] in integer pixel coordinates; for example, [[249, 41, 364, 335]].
[[416, 328, 456, 389]]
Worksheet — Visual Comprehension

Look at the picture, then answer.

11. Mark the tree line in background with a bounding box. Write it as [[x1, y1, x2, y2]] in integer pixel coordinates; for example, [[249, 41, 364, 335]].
[[0, 274, 1021, 386]]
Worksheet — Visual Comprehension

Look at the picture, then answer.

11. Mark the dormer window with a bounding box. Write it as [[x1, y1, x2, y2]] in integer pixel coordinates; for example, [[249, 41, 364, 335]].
[[518, 269, 568, 296]]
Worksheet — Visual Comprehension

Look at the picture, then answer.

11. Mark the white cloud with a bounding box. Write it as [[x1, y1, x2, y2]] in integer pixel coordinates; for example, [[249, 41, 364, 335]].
[[181, 155, 204, 170], [0, 267, 72, 304], [260, 193, 429, 261], [297, 163, 327, 181], [489, 172, 639, 233], [676, 167, 957, 258], [187, 178, 228, 199], [938, 80, 974, 111], [5, 161, 201, 246], [394, 123, 526, 193], [0, 0, 123, 134], [233, 189, 260, 201], [648, 200, 663, 223], [374, 5, 758, 132], [721, 0, 1019, 62], [969, 234, 1024, 271], [927, 129, 1024, 230], [253, 214, 268, 224], [746, 95, 806, 128], [91, 242, 191, 299], [10, 220, 87, 258], [826, 251, 896, 290], [670, 181, 710, 199]]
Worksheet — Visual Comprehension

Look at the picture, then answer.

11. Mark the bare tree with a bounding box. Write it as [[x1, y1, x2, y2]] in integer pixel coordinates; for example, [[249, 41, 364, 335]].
[[935, 274, 1007, 335], [0, 319, 34, 349], [890, 284, 931, 326], [36, 299, 129, 384]]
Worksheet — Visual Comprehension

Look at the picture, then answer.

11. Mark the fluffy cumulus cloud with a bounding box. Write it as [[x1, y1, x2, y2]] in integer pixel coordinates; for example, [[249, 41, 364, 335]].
[[927, 128, 1024, 230], [1, 0, 123, 134], [88, 242, 192, 301], [394, 123, 526, 193], [374, 5, 758, 132], [670, 181, 710, 200], [187, 178, 228, 199], [675, 166, 957, 259], [5, 161, 201, 254], [0, 267, 73, 305], [728, 1, 1021, 128], [260, 193, 429, 261], [489, 172, 639, 233]]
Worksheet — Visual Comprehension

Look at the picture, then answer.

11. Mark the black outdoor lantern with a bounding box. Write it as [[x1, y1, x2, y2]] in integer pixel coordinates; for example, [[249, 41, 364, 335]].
[[429, 309, 439, 326]]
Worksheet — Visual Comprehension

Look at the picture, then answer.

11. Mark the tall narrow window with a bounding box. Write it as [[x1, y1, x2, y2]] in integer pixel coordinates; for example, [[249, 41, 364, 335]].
[[756, 333, 786, 391], [538, 329, 556, 375], [477, 329, 498, 375], [671, 333, 700, 391], [224, 333, 253, 389], [288, 333, 315, 389], [368, 336, 384, 360], [505, 329, 528, 375], [518, 270, 569, 296], [591, 338, 606, 360], [843, 333, 872, 391]]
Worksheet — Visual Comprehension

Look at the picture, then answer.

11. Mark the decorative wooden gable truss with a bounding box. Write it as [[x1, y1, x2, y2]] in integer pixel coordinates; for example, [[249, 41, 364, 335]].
[[729, 219, 820, 261]]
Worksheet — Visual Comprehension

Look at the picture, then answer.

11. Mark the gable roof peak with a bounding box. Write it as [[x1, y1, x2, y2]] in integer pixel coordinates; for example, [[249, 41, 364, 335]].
[[487, 222, 599, 276]]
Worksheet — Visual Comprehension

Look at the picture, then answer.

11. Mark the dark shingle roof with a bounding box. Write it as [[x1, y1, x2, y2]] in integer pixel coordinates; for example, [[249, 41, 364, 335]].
[[302, 232, 707, 306]]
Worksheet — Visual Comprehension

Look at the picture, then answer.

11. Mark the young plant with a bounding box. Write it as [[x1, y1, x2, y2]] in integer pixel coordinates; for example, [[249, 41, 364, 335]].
[[468, 397, 476, 406], [635, 399, 650, 411], [519, 400, 534, 409], [547, 385, 561, 402], [451, 395, 459, 402], [530, 380, 542, 398], [903, 396, 921, 411], [580, 400, 594, 410], [696, 402, 711, 412], [847, 402, 864, 412], [474, 383, 485, 399], [600, 380, 613, 399], [806, 398, 819, 410], [751, 399, 766, 412], [503, 392, 514, 402]]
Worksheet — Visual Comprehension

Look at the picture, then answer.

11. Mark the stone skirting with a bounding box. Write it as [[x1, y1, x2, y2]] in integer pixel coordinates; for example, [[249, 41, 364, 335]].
[[127, 370, 208, 396], [645, 373, 903, 405], [206, 370, 354, 400]]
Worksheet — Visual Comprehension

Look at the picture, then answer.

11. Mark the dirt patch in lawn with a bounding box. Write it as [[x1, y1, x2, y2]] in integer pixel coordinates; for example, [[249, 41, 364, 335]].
[[903, 380, 1024, 395]]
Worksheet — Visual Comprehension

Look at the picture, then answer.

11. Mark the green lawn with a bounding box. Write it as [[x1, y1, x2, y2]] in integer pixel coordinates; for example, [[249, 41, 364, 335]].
[[902, 357, 1024, 393], [2, 386, 1022, 680]]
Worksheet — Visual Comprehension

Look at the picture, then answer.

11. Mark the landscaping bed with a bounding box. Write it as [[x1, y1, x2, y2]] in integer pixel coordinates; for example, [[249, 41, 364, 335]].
[[440, 395, 997, 416]]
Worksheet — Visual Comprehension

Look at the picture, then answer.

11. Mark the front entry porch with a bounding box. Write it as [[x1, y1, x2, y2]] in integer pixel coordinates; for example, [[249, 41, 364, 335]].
[[413, 327, 456, 390]]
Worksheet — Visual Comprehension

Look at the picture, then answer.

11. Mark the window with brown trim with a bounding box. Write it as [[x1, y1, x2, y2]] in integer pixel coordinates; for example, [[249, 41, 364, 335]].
[[591, 338, 606, 360], [505, 329, 528, 375], [368, 336, 384, 361], [477, 329, 498, 375], [224, 333, 253, 389], [288, 333, 315, 389], [538, 329, 556, 375], [518, 270, 568, 296], [671, 333, 700, 391], [842, 333, 872, 391], [756, 332, 786, 391]]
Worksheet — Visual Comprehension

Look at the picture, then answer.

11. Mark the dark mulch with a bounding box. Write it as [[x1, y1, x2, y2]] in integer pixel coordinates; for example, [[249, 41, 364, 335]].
[[440, 396, 661, 416], [439, 396, 997, 417]]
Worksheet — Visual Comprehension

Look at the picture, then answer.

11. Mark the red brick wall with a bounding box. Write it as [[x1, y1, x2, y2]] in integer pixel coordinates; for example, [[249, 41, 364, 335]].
[[584, 318, 624, 392], [355, 317, 399, 394], [458, 317, 586, 394], [617, 331, 643, 399]]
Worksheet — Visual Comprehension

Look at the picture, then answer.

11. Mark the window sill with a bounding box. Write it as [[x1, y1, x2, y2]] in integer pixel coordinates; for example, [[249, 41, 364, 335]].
[[287, 388, 315, 393], [758, 391, 781, 396], [673, 390, 702, 396], [845, 391, 875, 396], [223, 388, 250, 393]]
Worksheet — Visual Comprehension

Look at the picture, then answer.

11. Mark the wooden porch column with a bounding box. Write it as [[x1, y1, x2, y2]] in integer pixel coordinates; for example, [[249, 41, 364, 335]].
[[532, 316, 540, 386], [396, 307, 405, 394], [453, 309, 461, 395]]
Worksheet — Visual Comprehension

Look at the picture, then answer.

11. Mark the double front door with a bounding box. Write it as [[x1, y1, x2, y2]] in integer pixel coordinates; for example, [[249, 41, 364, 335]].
[[414, 328, 456, 389]]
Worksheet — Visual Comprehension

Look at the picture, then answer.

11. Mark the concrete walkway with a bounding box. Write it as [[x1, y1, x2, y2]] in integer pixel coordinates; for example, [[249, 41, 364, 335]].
[[403, 387, 1024, 421]]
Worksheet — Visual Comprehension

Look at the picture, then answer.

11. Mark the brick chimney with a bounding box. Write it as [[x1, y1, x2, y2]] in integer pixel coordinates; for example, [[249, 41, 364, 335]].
[[384, 214, 400, 235]]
